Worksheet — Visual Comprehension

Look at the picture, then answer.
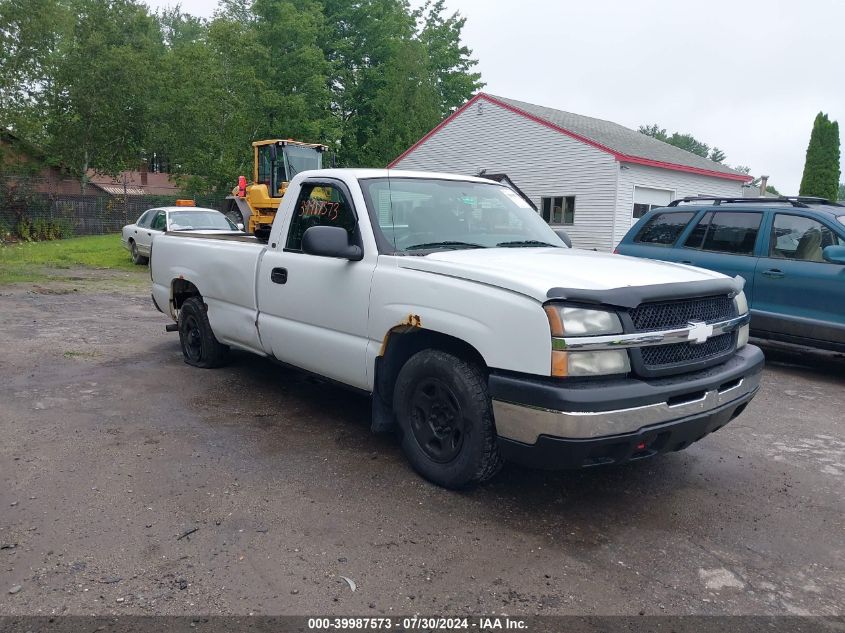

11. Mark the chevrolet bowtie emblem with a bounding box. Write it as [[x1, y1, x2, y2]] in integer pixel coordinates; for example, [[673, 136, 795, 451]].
[[687, 321, 714, 345]]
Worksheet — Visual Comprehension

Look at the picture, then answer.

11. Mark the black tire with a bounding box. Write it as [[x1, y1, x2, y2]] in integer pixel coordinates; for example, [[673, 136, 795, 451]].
[[129, 240, 148, 265], [393, 350, 503, 489], [178, 297, 229, 368], [224, 201, 246, 231]]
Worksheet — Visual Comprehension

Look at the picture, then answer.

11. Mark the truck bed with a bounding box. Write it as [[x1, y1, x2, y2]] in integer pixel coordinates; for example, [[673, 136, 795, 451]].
[[151, 232, 267, 354]]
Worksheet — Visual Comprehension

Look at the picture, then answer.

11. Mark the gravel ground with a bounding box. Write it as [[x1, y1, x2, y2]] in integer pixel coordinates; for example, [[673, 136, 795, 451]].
[[0, 269, 843, 617]]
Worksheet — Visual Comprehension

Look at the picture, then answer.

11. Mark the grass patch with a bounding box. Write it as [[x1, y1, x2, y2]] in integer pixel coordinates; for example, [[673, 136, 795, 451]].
[[0, 234, 139, 283]]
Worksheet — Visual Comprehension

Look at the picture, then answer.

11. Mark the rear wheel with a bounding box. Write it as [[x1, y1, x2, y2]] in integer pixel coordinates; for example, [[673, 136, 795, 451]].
[[178, 297, 229, 368], [129, 240, 148, 265], [393, 350, 502, 489]]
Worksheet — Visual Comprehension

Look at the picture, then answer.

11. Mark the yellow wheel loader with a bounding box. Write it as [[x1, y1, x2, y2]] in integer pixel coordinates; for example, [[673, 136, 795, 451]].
[[225, 139, 328, 234]]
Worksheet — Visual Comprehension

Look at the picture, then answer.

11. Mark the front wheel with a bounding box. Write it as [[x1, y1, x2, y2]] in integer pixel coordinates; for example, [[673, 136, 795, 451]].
[[392, 350, 503, 489], [178, 297, 229, 368], [129, 240, 148, 265]]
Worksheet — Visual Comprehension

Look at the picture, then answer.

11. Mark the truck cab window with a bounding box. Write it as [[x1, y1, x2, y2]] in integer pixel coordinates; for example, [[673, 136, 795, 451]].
[[286, 183, 356, 251]]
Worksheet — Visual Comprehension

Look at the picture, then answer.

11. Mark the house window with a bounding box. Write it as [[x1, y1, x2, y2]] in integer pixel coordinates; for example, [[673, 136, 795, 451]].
[[633, 202, 662, 219], [540, 196, 574, 225]]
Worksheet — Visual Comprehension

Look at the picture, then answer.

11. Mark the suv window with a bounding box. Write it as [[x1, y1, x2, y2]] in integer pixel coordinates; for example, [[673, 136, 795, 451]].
[[286, 182, 357, 251], [633, 212, 694, 245], [684, 211, 762, 255], [150, 211, 167, 231], [770, 214, 843, 262]]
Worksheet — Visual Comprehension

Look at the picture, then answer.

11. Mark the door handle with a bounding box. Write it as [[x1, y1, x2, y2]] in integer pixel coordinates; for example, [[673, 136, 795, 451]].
[[270, 267, 288, 284], [762, 268, 785, 279], [679, 260, 694, 265]]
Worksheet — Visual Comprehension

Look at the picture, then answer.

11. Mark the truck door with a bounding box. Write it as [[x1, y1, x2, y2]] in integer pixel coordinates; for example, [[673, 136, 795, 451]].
[[256, 179, 376, 390]]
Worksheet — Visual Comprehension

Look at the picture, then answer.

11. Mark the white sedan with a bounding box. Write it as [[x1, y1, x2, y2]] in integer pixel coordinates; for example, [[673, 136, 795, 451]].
[[121, 206, 242, 265]]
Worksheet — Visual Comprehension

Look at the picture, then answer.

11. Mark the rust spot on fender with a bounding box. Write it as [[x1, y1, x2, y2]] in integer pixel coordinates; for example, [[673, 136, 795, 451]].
[[378, 314, 423, 356], [401, 314, 422, 328]]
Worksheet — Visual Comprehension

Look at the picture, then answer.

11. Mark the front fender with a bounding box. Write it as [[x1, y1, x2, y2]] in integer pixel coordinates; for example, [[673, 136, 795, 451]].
[[368, 265, 552, 382]]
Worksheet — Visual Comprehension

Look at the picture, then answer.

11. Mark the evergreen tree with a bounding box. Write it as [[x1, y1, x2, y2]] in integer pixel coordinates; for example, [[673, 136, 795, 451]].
[[709, 147, 726, 163], [799, 112, 841, 201]]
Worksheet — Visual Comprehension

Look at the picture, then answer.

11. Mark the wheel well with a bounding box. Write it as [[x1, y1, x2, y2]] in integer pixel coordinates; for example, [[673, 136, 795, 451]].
[[171, 278, 201, 311], [371, 328, 488, 432]]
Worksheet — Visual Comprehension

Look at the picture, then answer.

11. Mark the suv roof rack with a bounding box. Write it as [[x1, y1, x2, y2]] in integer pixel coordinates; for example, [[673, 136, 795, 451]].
[[667, 196, 844, 208]]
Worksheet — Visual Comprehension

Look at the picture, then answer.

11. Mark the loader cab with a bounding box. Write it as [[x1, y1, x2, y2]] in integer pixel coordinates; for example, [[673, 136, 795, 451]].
[[255, 140, 325, 199]]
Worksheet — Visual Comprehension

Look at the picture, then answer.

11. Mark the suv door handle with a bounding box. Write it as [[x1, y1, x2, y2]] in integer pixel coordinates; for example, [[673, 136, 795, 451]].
[[762, 268, 785, 279], [270, 267, 288, 284], [679, 260, 694, 265]]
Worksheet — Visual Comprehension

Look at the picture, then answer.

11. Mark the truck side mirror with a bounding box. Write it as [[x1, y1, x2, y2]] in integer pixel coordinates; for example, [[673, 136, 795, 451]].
[[302, 225, 363, 261], [553, 228, 572, 248], [822, 245, 845, 264]]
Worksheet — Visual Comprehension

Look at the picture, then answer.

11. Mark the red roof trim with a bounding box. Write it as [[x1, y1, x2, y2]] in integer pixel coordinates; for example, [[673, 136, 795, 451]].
[[390, 93, 753, 183], [616, 156, 753, 182]]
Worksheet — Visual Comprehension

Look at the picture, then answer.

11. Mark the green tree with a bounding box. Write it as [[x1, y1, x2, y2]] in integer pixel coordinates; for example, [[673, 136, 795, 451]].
[[321, 0, 479, 167], [799, 112, 841, 201], [638, 124, 667, 142], [639, 124, 718, 159], [838, 183, 845, 201], [709, 147, 726, 163], [666, 132, 709, 158], [42, 0, 164, 191], [0, 0, 71, 143], [415, 0, 483, 118], [151, 0, 334, 192]]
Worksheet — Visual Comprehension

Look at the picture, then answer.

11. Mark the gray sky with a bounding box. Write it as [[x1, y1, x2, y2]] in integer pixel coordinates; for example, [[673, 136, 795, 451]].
[[146, 0, 844, 195]]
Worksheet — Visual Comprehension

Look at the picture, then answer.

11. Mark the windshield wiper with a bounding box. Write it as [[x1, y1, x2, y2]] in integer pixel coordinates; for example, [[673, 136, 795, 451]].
[[495, 240, 561, 248], [405, 241, 487, 251]]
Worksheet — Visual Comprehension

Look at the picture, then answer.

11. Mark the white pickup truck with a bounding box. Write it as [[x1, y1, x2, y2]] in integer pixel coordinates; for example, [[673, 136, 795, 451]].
[[150, 169, 763, 488]]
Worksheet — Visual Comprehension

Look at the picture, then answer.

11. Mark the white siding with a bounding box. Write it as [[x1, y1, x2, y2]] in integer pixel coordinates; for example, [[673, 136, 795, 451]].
[[392, 98, 748, 251], [612, 163, 745, 247], [392, 99, 619, 250]]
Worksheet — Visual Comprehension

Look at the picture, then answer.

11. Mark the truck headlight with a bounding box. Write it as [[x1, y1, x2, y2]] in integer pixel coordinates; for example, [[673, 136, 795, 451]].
[[552, 349, 631, 377], [545, 304, 629, 377], [544, 305, 623, 336]]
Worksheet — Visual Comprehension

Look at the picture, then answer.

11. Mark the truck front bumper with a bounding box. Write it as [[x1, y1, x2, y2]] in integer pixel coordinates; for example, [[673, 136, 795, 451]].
[[489, 345, 764, 469]]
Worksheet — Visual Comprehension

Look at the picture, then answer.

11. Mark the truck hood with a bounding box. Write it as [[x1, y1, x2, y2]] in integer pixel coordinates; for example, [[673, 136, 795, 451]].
[[397, 247, 735, 305]]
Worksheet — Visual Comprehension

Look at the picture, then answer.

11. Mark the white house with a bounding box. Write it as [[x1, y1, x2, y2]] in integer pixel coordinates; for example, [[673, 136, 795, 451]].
[[389, 93, 753, 250]]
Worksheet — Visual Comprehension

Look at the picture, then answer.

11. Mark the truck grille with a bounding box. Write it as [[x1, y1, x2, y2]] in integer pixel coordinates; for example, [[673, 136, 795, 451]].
[[641, 332, 734, 368], [630, 295, 735, 332], [628, 295, 737, 376]]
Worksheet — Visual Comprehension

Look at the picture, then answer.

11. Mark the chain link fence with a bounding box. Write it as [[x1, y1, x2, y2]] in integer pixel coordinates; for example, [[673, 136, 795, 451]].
[[0, 187, 228, 241]]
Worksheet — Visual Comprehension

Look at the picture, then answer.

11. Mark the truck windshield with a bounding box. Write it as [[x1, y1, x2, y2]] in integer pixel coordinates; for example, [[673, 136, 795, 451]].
[[360, 177, 565, 252]]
